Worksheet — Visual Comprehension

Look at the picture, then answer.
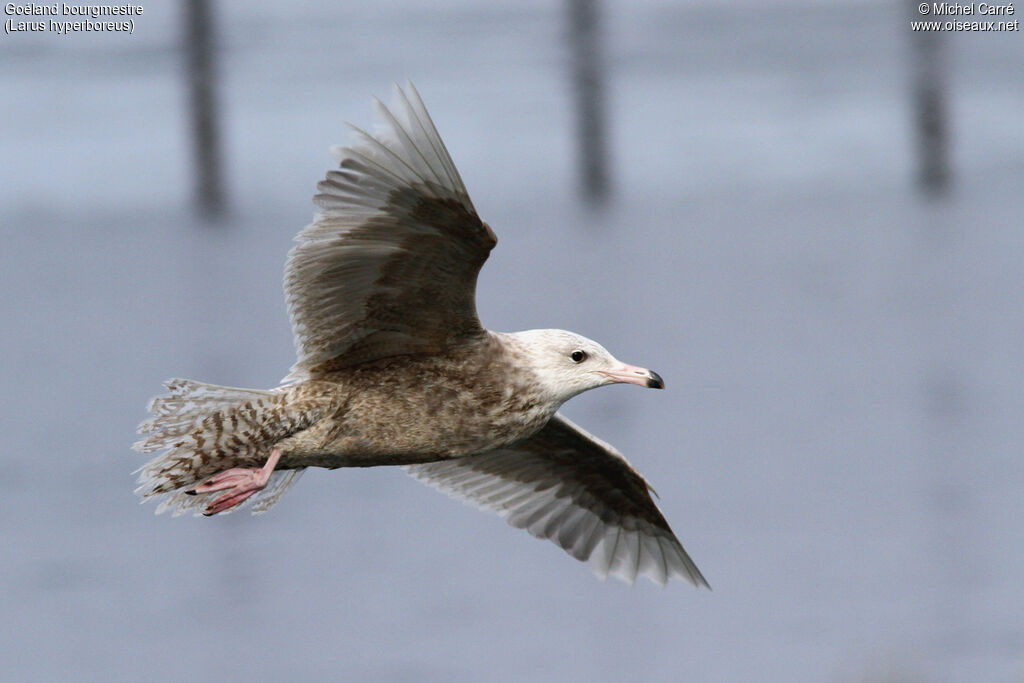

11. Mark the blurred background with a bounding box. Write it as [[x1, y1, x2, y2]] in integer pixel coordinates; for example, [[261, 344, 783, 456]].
[[2, 0, 1022, 680]]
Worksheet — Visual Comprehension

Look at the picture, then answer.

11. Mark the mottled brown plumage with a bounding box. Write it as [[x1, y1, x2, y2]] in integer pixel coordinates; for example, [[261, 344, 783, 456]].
[[134, 83, 707, 587]]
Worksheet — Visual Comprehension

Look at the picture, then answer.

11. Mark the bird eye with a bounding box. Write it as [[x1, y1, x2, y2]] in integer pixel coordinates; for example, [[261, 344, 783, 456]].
[[570, 350, 587, 363]]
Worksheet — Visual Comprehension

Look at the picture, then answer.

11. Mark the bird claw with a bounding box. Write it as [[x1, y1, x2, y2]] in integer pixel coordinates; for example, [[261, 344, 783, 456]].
[[192, 449, 282, 516], [203, 487, 263, 516], [193, 468, 261, 495]]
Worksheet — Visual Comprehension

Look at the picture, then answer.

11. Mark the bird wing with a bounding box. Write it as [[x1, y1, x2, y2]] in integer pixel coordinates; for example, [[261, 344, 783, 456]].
[[403, 414, 709, 588], [283, 82, 497, 381]]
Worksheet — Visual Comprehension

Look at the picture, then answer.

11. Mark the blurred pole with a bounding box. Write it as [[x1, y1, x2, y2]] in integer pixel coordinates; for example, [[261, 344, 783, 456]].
[[567, 0, 610, 204], [908, 1, 951, 197], [184, 0, 226, 218]]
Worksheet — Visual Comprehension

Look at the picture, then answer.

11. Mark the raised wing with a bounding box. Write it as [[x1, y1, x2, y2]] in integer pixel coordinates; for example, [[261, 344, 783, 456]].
[[404, 414, 709, 588], [284, 82, 497, 381]]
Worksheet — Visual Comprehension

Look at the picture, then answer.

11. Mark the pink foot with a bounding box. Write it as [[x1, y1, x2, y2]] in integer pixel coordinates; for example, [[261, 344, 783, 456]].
[[189, 449, 282, 516]]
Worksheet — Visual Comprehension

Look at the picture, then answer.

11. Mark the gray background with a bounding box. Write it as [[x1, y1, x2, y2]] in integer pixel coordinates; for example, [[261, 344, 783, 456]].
[[2, 1, 1023, 680]]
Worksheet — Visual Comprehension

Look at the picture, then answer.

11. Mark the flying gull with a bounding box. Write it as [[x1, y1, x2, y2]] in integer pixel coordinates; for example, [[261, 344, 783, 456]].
[[134, 83, 708, 588]]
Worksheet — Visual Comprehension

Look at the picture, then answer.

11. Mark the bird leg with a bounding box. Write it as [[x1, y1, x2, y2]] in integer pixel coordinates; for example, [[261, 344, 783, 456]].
[[188, 448, 282, 516]]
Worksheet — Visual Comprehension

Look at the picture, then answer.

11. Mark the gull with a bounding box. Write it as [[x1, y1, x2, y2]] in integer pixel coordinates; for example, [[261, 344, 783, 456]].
[[134, 83, 708, 587]]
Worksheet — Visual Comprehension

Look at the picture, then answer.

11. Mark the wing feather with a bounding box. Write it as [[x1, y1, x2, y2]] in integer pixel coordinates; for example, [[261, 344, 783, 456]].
[[404, 414, 709, 588], [284, 82, 496, 381]]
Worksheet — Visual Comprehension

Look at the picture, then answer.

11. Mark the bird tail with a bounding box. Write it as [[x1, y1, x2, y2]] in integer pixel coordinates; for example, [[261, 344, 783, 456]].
[[133, 378, 305, 516]]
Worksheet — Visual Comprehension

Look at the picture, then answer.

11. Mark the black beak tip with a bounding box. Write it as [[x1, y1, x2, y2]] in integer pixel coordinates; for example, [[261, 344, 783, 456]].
[[646, 371, 665, 390]]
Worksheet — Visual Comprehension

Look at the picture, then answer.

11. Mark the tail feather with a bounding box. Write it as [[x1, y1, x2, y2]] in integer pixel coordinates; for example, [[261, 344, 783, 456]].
[[251, 469, 305, 514], [134, 379, 307, 516], [133, 379, 275, 454]]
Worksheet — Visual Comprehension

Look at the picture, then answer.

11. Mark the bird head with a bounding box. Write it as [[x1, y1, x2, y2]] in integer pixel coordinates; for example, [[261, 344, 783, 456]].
[[507, 329, 664, 405]]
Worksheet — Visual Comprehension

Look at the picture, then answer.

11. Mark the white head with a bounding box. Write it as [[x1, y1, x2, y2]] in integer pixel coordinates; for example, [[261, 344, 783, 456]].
[[506, 329, 664, 406]]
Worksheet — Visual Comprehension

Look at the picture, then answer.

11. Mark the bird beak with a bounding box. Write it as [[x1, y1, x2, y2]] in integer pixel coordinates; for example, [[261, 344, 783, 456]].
[[601, 363, 665, 389]]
